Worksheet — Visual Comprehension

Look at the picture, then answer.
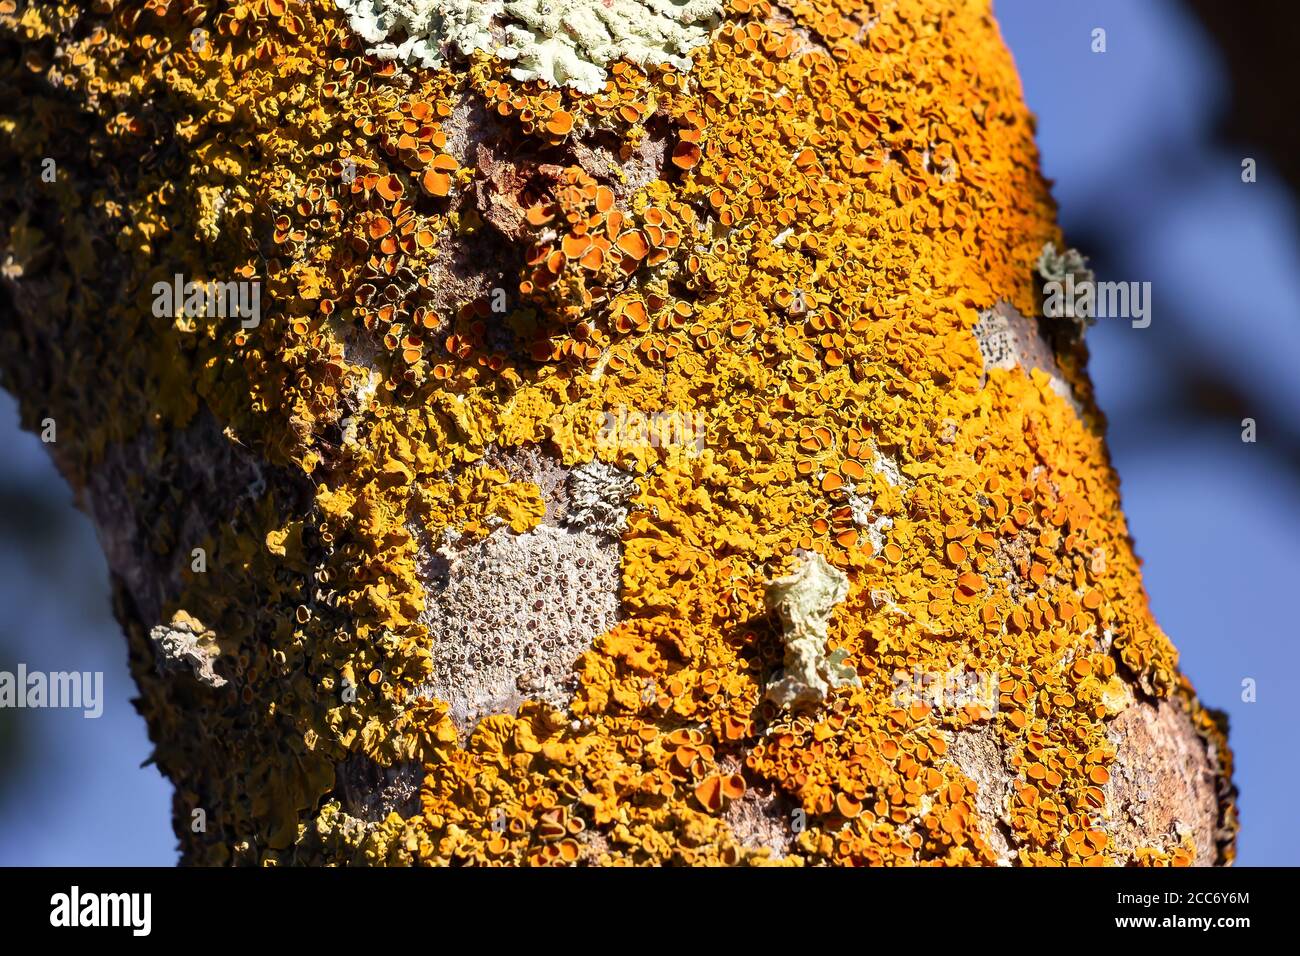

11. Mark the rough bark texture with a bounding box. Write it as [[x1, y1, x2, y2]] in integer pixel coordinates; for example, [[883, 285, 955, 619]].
[[0, 0, 1236, 865]]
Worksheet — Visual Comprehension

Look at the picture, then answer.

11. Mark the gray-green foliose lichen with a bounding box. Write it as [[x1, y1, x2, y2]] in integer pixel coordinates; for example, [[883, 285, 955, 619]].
[[764, 550, 859, 710]]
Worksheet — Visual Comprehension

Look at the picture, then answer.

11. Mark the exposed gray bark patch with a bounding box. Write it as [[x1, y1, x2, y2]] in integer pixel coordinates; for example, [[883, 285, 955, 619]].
[[413, 447, 635, 734], [417, 522, 621, 733], [722, 778, 799, 860], [944, 723, 1016, 865], [334, 753, 423, 822], [426, 218, 512, 326], [1107, 698, 1221, 865], [572, 125, 669, 199], [481, 442, 573, 526], [972, 301, 1080, 413], [442, 86, 500, 171]]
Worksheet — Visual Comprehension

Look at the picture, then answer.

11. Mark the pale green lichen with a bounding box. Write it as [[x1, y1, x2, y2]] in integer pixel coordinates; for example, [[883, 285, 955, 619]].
[[764, 550, 859, 710], [335, 0, 498, 64], [149, 611, 227, 689], [565, 458, 638, 538], [334, 0, 723, 94], [1036, 241, 1093, 287], [1036, 241, 1096, 339]]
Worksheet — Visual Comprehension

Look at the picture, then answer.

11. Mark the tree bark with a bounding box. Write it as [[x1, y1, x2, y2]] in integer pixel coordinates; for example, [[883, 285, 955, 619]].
[[0, 0, 1236, 865]]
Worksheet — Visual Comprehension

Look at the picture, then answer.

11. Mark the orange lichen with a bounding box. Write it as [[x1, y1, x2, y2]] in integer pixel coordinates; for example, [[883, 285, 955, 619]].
[[0, 0, 1233, 868]]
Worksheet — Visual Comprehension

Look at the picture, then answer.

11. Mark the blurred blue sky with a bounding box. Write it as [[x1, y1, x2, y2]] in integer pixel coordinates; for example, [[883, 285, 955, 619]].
[[999, 0, 1300, 865], [0, 390, 174, 865], [0, 0, 1295, 865]]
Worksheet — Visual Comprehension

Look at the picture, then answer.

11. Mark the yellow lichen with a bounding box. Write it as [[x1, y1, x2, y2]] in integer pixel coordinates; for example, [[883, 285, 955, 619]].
[[0, 0, 1234, 866]]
